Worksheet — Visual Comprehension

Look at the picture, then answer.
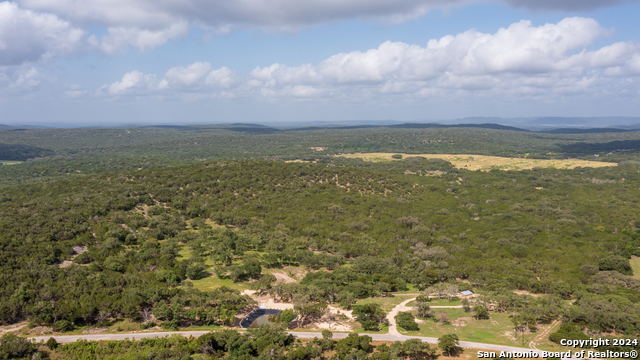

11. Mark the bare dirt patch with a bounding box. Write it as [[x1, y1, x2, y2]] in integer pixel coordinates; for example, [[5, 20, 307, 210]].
[[0, 322, 28, 335], [59, 260, 73, 268], [452, 317, 472, 327], [72, 246, 88, 254], [270, 270, 298, 284], [302, 306, 355, 332], [513, 290, 542, 297]]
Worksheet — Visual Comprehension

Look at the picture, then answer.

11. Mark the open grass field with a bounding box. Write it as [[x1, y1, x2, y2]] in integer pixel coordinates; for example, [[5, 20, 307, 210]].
[[631, 256, 640, 279], [187, 274, 248, 292], [0, 160, 22, 165], [390, 284, 419, 294], [178, 243, 249, 292], [336, 153, 617, 171], [351, 295, 417, 313], [183, 324, 222, 331], [404, 309, 531, 348], [352, 323, 389, 334], [532, 322, 570, 352], [406, 298, 461, 307]]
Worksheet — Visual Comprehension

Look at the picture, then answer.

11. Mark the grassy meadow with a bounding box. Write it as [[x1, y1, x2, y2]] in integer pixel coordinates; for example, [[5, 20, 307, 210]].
[[337, 153, 617, 171]]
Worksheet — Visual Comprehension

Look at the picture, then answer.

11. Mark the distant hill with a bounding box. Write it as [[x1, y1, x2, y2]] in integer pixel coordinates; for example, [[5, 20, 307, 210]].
[[225, 127, 281, 134], [530, 117, 640, 129], [542, 128, 635, 134], [0, 143, 54, 160], [0, 124, 53, 131], [615, 123, 640, 130], [390, 123, 528, 132], [228, 123, 271, 128], [280, 122, 528, 132]]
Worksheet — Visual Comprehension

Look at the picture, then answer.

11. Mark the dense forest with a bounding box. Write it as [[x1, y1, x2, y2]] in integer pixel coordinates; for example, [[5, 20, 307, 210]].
[[1, 156, 639, 336], [1, 125, 640, 187], [1, 125, 640, 360]]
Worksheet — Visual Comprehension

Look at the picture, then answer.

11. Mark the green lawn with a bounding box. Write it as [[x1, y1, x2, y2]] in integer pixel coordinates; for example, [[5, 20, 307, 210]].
[[0, 160, 22, 165], [406, 298, 461, 307], [178, 246, 216, 266], [351, 295, 416, 313], [404, 309, 531, 348], [183, 324, 222, 331], [532, 322, 569, 352], [187, 275, 248, 292], [178, 246, 194, 261], [59, 319, 144, 335], [353, 324, 389, 334], [391, 284, 419, 294], [178, 241, 249, 292]]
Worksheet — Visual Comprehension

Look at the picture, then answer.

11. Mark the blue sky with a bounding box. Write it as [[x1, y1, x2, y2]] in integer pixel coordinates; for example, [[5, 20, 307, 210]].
[[1, 0, 640, 126]]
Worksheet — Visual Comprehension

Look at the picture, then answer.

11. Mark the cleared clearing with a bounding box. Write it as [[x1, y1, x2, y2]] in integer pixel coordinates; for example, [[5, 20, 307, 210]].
[[336, 153, 617, 171], [0, 160, 23, 165], [631, 256, 640, 279]]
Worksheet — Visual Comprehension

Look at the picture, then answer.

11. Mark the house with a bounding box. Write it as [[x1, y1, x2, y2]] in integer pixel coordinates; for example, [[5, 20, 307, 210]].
[[460, 290, 474, 298]]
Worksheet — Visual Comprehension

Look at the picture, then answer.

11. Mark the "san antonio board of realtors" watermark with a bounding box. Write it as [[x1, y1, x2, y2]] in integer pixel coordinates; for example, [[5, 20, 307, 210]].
[[478, 338, 639, 359]]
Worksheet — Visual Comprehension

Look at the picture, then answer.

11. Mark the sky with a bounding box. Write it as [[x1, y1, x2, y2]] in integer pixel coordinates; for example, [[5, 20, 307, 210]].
[[1, 0, 640, 126]]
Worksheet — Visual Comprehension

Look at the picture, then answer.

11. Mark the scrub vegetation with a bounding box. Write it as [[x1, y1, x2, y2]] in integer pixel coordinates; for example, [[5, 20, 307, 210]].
[[1, 124, 640, 358]]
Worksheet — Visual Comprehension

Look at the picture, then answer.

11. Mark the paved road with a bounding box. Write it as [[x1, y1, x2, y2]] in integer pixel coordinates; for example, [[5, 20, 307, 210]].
[[31, 330, 596, 358], [32, 330, 540, 354], [25, 292, 581, 359]]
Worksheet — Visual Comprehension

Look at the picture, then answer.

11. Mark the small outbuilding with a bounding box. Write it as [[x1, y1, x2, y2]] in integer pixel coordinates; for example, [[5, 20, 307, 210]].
[[460, 290, 474, 298]]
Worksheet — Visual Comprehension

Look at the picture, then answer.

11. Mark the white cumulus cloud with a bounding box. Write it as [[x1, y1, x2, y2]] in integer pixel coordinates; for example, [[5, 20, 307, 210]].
[[252, 17, 613, 88], [205, 67, 241, 89], [88, 22, 189, 54], [162, 62, 211, 87], [101, 17, 640, 102], [0, 65, 49, 96], [106, 70, 159, 95], [5, 0, 638, 62], [0, 1, 84, 65], [15, 0, 638, 33]]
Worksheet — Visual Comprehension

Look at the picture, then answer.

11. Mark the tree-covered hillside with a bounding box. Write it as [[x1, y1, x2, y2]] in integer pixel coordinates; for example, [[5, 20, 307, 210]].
[[2, 125, 640, 186], [1, 158, 639, 333]]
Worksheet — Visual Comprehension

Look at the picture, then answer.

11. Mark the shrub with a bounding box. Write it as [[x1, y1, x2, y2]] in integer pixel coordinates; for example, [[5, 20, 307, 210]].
[[186, 263, 207, 280], [46, 337, 58, 350], [103, 257, 125, 272], [395, 312, 419, 331], [438, 333, 463, 356], [73, 252, 92, 264], [0, 333, 36, 359], [598, 256, 633, 275], [397, 216, 420, 227], [415, 296, 433, 318], [549, 323, 590, 344], [53, 319, 74, 332], [279, 309, 296, 325], [580, 264, 599, 275], [352, 304, 386, 331], [473, 305, 490, 320]]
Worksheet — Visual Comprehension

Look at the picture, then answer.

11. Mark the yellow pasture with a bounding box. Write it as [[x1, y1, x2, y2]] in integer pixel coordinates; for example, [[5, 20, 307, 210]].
[[336, 153, 617, 171]]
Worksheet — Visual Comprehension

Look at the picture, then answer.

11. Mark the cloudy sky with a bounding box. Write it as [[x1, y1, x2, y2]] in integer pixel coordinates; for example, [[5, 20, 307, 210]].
[[1, 0, 640, 126]]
